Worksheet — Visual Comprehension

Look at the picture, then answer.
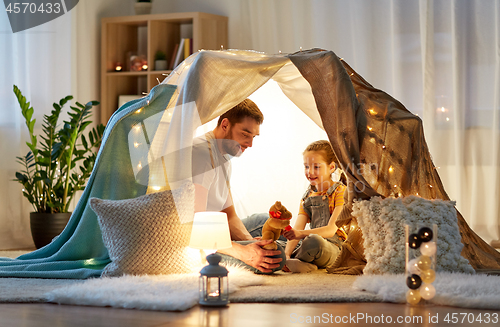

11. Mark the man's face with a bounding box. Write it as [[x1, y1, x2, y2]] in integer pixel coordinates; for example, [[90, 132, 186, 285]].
[[222, 117, 260, 157]]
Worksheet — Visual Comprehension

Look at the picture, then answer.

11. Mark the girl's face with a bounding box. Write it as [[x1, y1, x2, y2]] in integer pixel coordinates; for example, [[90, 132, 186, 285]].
[[303, 151, 336, 190]]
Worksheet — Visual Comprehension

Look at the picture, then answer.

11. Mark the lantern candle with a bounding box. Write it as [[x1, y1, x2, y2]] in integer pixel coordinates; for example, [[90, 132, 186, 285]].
[[189, 211, 232, 306]]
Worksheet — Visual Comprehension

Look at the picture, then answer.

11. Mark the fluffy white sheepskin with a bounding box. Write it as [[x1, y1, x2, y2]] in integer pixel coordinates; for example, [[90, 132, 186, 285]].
[[45, 264, 264, 311], [353, 272, 500, 310], [352, 195, 474, 275]]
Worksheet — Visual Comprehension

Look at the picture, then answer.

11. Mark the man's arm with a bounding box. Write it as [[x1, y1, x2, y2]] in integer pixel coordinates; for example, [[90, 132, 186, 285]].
[[221, 204, 253, 241]]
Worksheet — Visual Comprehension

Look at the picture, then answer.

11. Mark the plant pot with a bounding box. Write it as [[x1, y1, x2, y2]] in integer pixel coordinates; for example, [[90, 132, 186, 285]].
[[134, 2, 152, 15], [155, 59, 167, 70], [30, 212, 71, 249]]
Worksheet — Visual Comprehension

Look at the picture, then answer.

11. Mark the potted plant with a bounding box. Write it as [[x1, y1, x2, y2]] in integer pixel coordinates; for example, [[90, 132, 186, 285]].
[[13, 85, 105, 248], [154, 50, 167, 70], [135, 0, 152, 15]]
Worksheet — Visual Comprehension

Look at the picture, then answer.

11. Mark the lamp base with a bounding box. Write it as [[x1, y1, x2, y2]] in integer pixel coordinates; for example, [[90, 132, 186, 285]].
[[199, 300, 230, 307]]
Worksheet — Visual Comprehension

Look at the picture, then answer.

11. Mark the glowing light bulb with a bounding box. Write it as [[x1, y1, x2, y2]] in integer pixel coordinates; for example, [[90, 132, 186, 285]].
[[152, 186, 161, 191], [134, 142, 139, 148], [440, 107, 446, 112], [367, 126, 373, 131], [420, 283, 436, 300], [420, 241, 437, 256], [136, 108, 142, 114], [446, 117, 450, 121], [417, 255, 432, 270], [389, 166, 394, 173], [406, 289, 421, 305], [407, 259, 421, 275], [142, 64, 148, 70], [420, 269, 436, 284], [137, 162, 142, 169]]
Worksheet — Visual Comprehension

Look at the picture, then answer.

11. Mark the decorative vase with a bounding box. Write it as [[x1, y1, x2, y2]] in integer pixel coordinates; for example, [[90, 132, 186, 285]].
[[30, 212, 72, 249], [155, 59, 167, 70], [134, 2, 152, 15]]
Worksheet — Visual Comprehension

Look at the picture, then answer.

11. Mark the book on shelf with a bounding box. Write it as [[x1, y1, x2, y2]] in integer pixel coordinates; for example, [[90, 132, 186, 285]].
[[184, 38, 192, 60], [172, 38, 185, 69], [169, 43, 179, 70], [172, 38, 194, 70]]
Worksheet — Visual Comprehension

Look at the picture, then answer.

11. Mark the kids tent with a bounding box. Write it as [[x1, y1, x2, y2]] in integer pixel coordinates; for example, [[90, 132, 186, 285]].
[[1, 49, 499, 278]]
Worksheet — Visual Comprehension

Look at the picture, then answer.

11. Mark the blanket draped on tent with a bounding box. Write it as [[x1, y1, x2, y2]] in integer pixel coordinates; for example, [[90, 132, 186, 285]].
[[1, 49, 499, 278]]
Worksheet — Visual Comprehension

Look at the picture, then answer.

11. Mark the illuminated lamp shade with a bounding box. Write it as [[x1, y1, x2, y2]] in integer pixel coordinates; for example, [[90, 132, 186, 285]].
[[189, 212, 232, 306]]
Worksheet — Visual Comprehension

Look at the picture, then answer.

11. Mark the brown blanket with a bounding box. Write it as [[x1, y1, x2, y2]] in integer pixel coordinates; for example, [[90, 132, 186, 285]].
[[289, 49, 500, 273]]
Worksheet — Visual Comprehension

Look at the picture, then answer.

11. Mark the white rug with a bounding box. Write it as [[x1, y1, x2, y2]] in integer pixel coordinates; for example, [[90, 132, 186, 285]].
[[46, 265, 264, 311], [353, 272, 500, 310], [2, 251, 500, 311]]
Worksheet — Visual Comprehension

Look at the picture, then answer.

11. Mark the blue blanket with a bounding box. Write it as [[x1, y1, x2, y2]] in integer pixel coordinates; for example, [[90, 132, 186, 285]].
[[0, 84, 176, 279]]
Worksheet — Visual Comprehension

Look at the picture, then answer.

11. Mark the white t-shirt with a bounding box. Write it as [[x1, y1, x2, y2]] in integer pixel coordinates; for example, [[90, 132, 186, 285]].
[[192, 132, 232, 211]]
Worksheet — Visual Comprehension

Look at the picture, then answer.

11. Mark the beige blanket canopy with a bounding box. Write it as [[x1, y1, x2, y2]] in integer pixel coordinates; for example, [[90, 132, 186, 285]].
[[161, 48, 500, 274], [1, 48, 498, 278]]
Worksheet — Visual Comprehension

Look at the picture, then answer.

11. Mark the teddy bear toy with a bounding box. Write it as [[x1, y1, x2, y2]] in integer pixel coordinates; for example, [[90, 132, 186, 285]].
[[261, 201, 293, 250]]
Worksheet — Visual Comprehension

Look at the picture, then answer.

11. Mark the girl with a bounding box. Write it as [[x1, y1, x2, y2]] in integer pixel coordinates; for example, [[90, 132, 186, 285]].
[[283, 140, 347, 273]]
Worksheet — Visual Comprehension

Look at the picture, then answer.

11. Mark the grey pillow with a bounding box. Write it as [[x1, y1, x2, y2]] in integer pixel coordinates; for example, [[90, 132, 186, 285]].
[[352, 195, 474, 275], [90, 182, 199, 277]]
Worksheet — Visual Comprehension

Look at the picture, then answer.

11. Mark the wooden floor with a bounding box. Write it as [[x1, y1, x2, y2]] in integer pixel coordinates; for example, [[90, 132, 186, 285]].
[[1, 302, 499, 327]]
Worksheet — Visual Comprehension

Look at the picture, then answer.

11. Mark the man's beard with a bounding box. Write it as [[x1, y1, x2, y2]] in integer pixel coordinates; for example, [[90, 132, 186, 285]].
[[221, 128, 243, 157]]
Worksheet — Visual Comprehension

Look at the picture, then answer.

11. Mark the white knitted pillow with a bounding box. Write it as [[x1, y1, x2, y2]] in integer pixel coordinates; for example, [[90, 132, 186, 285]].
[[90, 182, 199, 277], [352, 195, 474, 275]]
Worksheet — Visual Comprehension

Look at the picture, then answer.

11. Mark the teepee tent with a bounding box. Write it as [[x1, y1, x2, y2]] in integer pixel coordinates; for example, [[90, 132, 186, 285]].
[[1, 49, 499, 278]]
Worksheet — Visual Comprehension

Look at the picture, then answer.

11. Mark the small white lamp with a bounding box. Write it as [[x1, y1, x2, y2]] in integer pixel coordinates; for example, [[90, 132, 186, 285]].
[[189, 211, 232, 306]]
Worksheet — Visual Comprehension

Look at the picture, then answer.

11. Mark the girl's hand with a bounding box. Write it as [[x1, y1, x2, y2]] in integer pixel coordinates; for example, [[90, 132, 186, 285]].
[[283, 228, 304, 240]]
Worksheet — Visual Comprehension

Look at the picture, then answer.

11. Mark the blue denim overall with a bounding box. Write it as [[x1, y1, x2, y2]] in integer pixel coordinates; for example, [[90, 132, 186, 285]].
[[291, 182, 344, 268], [301, 182, 344, 248]]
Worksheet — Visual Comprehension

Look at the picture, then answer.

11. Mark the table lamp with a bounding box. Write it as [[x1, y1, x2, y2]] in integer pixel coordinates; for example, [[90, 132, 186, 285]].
[[189, 211, 232, 306]]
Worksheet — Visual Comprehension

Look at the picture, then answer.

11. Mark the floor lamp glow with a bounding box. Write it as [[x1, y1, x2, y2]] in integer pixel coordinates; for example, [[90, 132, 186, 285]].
[[189, 211, 232, 306]]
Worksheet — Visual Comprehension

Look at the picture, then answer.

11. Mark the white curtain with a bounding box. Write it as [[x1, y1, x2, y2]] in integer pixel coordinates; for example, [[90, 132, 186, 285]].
[[0, 0, 130, 250], [0, 8, 72, 249], [234, 0, 500, 243]]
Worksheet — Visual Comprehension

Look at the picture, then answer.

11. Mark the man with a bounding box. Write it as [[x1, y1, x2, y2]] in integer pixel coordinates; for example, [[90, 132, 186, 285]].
[[192, 99, 285, 273]]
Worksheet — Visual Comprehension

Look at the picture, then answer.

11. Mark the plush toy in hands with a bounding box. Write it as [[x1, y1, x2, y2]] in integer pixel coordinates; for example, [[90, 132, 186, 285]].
[[261, 201, 293, 250]]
